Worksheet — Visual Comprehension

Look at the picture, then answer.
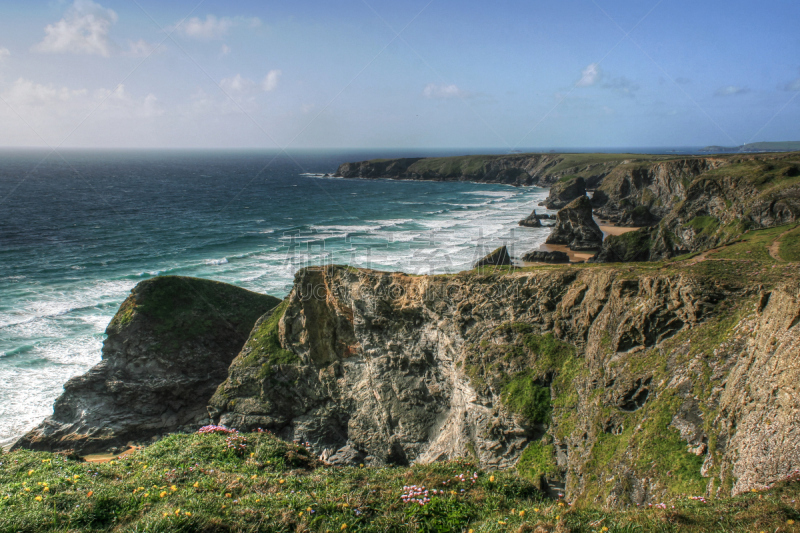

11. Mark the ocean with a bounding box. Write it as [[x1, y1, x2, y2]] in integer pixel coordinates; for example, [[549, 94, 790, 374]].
[[0, 149, 556, 447]]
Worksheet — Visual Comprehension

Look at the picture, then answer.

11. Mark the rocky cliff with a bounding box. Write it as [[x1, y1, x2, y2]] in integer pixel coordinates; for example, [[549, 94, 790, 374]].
[[335, 153, 664, 187], [208, 242, 800, 505], [13, 276, 280, 455]]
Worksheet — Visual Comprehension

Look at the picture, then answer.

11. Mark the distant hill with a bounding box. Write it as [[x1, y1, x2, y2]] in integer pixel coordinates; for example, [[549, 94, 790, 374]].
[[701, 141, 800, 153]]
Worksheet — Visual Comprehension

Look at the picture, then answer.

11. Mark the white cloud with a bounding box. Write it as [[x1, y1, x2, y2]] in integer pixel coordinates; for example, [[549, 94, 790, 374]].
[[174, 15, 261, 40], [220, 74, 256, 93], [33, 0, 118, 57], [576, 63, 601, 87], [0, 48, 9, 60], [715, 85, 749, 96], [220, 43, 231, 56], [262, 70, 281, 91], [423, 83, 467, 99], [126, 39, 157, 57], [1, 78, 161, 118]]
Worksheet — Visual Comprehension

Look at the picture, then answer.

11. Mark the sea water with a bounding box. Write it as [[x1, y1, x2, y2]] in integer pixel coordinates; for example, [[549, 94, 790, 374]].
[[0, 149, 556, 447]]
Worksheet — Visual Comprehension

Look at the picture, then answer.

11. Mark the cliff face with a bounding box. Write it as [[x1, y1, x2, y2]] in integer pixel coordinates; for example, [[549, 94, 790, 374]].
[[13, 276, 280, 455], [209, 259, 800, 505], [335, 154, 644, 187]]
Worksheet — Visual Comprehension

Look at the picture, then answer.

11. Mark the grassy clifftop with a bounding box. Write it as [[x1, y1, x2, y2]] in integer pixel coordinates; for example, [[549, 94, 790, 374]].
[[2, 431, 799, 532]]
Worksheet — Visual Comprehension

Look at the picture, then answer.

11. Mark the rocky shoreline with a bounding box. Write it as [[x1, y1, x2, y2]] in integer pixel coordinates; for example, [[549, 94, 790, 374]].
[[9, 150, 800, 509]]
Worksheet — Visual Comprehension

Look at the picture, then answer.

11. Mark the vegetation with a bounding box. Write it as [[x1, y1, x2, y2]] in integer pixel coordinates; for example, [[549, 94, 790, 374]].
[[2, 431, 799, 532], [238, 300, 299, 373]]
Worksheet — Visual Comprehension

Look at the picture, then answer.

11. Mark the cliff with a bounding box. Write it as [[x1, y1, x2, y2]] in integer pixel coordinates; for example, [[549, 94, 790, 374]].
[[12, 276, 280, 455], [335, 153, 671, 187], [208, 235, 800, 505]]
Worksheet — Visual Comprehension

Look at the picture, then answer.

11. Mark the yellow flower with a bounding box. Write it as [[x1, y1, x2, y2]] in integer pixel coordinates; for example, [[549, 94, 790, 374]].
[[341, 525, 348, 531], [174, 509, 181, 515], [144, 493, 149, 497], [342, 503, 349, 508], [35, 496, 43, 501], [225, 493, 232, 498], [299, 512, 304, 518], [601, 528, 609, 532], [788, 520, 795, 525], [255, 499, 261, 503], [24, 488, 30, 492], [138, 486, 144, 491], [450, 490, 456, 495], [359, 464, 364, 468], [489, 475, 495, 482], [193, 482, 199, 488], [498, 521, 506, 525], [87, 491, 93, 498], [222, 505, 226, 509], [519, 510, 525, 517], [43, 487, 49, 492], [162, 512, 168, 517], [160, 491, 167, 498], [170, 485, 177, 491], [534, 508, 539, 512], [556, 515, 560, 520], [307, 507, 312, 512], [28, 470, 34, 476], [185, 512, 191, 516], [251, 474, 257, 479], [511, 508, 516, 514], [279, 479, 285, 484], [250, 452, 254, 457], [468, 530, 474, 533]]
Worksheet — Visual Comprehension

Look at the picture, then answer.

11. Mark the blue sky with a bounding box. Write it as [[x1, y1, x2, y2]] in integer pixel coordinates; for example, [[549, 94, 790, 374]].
[[0, 0, 798, 149]]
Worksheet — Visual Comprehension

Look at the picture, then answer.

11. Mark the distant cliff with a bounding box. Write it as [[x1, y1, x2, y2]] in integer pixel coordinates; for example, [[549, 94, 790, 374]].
[[335, 153, 671, 187]]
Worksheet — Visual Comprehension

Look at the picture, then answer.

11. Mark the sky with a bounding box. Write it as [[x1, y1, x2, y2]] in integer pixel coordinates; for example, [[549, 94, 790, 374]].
[[0, 0, 798, 149]]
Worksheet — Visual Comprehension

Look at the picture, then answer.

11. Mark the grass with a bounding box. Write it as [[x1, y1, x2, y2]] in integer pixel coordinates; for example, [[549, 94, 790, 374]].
[[779, 226, 800, 261], [501, 375, 552, 425], [107, 276, 281, 358], [237, 300, 299, 374], [517, 442, 558, 483], [2, 431, 799, 532]]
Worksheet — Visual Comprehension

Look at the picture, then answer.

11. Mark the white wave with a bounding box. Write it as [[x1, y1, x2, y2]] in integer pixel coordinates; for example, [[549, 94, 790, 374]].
[[203, 258, 229, 266]]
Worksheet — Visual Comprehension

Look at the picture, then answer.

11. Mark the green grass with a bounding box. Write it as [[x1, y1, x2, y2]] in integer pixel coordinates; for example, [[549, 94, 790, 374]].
[[238, 300, 299, 374], [517, 442, 558, 482], [684, 216, 720, 236], [779, 226, 800, 261], [501, 375, 552, 424], [707, 224, 789, 262], [3, 432, 799, 532]]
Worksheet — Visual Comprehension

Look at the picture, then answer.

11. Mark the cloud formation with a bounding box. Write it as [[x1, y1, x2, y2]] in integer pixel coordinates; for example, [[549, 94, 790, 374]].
[[714, 85, 749, 96], [33, 0, 118, 57], [576, 63, 601, 87], [175, 15, 261, 40], [0, 47, 9, 60], [262, 70, 281, 92], [422, 83, 467, 99]]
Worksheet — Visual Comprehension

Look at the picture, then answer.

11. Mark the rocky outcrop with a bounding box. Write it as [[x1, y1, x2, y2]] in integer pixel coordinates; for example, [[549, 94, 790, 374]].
[[544, 177, 587, 209], [519, 210, 555, 228], [206, 262, 800, 506], [12, 276, 280, 455], [336, 154, 646, 187], [521, 250, 570, 263], [545, 196, 604, 251], [474, 246, 512, 268]]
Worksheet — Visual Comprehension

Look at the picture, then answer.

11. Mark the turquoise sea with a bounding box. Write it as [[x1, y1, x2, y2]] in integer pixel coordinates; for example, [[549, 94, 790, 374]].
[[0, 149, 555, 447]]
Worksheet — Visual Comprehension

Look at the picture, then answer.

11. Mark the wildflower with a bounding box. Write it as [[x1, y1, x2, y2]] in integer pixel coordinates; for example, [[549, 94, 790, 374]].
[[43, 487, 49, 492], [221, 505, 226, 509], [144, 493, 149, 497], [788, 520, 795, 525], [255, 499, 261, 503], [87, 491, 93, 498], [519, 510, 525, 517], [28, 470, 34, 476], [359, 464, 364, 468], [193, 482, 199, 488], [174, 509, 181, 515], [279, 479, 285, 484], [602, 528, 609, 532], [35, 496, 43, 501], [251, 474, 257, 479], [307, 507, 313, 512], [160, 491, 167, 498], [250, 453, 254, 457], [341, 525, 348, 531], [162, 512, 168, 517], [225, 493, 232, 498], [24, 488, 30, 492], [489, 475, 495, 482], [74, 475, 80, 479], [170, 485, 177, 491], [185, 512, 191, 516], [299, 512, 304, 517]]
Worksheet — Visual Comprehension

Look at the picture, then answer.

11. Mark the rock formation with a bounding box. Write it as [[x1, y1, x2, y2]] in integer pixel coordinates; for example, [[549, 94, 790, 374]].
[[544, 177, 587, 209], [521, 250, 570, 263], [207, 260, 800, 505], [12, 276, 280, 455], [519, 210, 555, 228], [545, 196, 604, 251], [474, 246, 512, 268]]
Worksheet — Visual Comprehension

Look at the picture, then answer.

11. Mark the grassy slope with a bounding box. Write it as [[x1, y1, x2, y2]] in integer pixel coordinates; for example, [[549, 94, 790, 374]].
[[2, 432, 798, 533]]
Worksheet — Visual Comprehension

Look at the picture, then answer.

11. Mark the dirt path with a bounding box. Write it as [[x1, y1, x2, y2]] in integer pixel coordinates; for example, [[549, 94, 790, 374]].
[[767, 225, 799, 262]]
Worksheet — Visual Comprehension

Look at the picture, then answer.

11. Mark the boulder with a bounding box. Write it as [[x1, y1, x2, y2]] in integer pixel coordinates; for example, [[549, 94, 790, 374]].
[[545, 196, 604, 251], [521, 250, 570, 263], [545, 177, 587, 209], [518, 210, 555, 227], [474, 246, 512, 268], [12, 276, 280, 455]]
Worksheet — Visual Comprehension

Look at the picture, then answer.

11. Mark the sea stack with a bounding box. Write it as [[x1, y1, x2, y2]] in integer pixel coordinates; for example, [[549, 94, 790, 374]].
[[474, 246, 512, 268], [545, 195, 604, 251]]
